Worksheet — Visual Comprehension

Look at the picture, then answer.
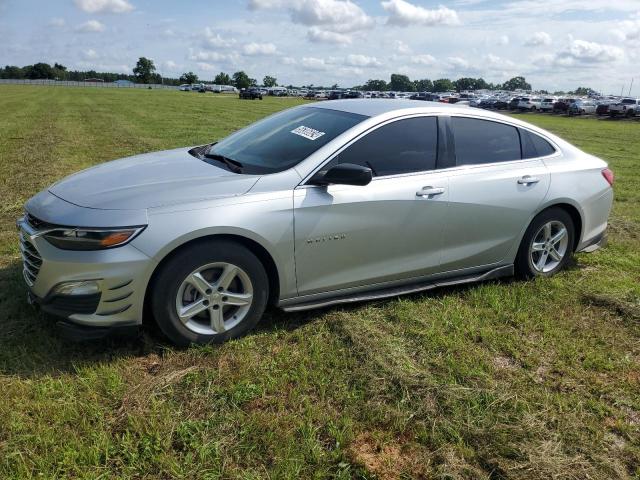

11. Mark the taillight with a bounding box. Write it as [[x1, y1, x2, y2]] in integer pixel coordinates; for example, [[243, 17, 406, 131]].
[[602, 168, 614, 187]]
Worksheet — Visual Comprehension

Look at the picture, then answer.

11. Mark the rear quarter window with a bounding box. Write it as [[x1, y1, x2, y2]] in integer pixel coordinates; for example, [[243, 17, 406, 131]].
[[520, 129, 556, 158]]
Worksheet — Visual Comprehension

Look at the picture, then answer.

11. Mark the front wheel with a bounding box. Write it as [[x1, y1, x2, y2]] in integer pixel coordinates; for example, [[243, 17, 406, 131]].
[[515, 208, 575, 279], [151, 240, 269, 346]]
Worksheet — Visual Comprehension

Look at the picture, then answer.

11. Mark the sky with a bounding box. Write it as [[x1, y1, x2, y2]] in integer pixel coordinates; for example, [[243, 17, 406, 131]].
[[1, 0, 639, 93]]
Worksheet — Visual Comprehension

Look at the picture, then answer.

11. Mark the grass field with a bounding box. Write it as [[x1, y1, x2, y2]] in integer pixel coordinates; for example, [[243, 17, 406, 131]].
[[0, 85, 638, 479]]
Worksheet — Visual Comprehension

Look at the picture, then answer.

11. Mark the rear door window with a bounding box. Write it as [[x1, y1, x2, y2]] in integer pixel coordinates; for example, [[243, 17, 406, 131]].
[[520, 129, 556, 158], [452, 117, 521, 165]]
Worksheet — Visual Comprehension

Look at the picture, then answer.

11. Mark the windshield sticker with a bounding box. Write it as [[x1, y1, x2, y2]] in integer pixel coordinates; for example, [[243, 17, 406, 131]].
[[291, 125, 325, 141]]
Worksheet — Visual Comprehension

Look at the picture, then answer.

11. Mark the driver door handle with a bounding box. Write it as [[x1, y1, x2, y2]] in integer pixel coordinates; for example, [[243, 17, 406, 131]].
[[518, 175, 540, 185], [416, 186, 445, 197]]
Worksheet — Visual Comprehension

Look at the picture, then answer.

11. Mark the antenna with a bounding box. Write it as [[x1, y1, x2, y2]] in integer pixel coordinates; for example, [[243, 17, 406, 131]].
[[629, 78, 634, 97]]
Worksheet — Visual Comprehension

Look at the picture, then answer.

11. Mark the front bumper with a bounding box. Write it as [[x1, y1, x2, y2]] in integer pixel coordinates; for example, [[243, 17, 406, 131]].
[[17, 216, 154, 329]]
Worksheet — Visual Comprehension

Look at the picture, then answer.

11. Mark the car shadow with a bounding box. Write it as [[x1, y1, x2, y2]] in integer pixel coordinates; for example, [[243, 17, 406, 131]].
[[0, 260, 160, 378], [0, 256, 544, 379]]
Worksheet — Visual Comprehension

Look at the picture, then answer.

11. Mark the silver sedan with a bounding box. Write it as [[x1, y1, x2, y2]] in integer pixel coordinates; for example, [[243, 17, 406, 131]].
[[18, 100, 614, 345]]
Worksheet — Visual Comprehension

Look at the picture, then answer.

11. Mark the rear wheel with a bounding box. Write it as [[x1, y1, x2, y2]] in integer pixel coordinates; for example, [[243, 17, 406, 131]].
[[515, 208, 575, 279], [151, 240, 269, 346]]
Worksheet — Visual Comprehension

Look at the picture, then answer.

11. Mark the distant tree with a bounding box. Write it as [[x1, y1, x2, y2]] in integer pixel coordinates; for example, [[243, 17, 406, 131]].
[[572, 86, 593, 96], [414, 79, 433, 92], [263, 75, 277, 87], [1, 65, 24, 79], [133, 57, 156, 84], [363, 79, 387, 91], [213, 72, 231, 85], [454, 77, 476, 92], [232, 71, 251, 89], [390, 73, 414, 91], [502, 76, 531, 91], [249, 77, 258, 87], [475, 78, 489, 90], [179, 71, 198, 84], [432, 78, 455, 92], [331, 83, 339, 89], [53, 63, 66, 71], [24, 63, 55, 79]]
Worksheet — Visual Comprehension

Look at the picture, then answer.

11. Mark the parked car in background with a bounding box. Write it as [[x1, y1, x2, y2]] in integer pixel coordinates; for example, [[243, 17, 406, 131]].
[[569, 100, 597, 115], [596, 102, 611, 116], [18, 99, 613, 345], [179, 84, 191, 91], [540, 98, 556, 112], [553, 98, 576, 114], [518, 97, 542, 111], [609, 98, 640, 117], [493, 98, 510, 110], [239, 88, 263, 100], [508, 97, 522, 110]]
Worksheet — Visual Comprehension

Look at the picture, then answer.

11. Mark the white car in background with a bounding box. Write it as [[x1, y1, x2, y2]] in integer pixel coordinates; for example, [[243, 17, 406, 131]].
[[518, 97, 543, 111], [540, 98, 556, 112], [179, 84, 191, 91], [609, 98, 640, 117]]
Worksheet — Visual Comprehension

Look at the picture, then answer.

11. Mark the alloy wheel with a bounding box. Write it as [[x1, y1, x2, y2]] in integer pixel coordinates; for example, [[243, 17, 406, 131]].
[[175, 262, 253, 335], [529, 220, 569, 273]]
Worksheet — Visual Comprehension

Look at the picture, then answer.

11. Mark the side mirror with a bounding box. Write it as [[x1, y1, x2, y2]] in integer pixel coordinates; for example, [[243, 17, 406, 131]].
[[310, 163, 372, 186]]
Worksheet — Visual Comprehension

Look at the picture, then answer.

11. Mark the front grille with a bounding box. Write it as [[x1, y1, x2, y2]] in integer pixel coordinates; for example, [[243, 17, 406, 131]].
[[26, 213, 54, 230], [19, 229, 42, 286]]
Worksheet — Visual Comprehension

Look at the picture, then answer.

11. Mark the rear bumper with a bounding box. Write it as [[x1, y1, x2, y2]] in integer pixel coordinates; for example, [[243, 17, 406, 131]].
[[577, 231, 607, 253]]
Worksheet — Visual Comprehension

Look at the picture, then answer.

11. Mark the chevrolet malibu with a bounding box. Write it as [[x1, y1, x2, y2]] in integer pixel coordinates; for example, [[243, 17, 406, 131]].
[[18, 100, 614, 346]]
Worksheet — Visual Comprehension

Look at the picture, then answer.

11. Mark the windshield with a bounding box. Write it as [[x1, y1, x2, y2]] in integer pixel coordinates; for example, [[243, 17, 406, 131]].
[[622, 99, 636, 104], [207, 106, 367, 174]]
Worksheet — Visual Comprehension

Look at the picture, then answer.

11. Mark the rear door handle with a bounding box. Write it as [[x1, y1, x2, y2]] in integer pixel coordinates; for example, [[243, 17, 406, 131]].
[[517, 175, 540, 185], [416, 186, 445, 197]]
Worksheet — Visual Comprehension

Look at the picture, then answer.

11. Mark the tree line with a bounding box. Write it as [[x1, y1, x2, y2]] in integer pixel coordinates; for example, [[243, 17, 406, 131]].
[[355, 74, 533, 93], [0, 58, 597, 95]]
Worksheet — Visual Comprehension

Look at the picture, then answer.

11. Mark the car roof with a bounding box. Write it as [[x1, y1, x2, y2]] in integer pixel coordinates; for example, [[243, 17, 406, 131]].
[[307, 99, 459, 117]]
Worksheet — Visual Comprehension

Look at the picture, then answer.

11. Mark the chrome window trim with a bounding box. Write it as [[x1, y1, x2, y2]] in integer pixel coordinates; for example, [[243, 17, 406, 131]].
[[297, 112, 561, 189]]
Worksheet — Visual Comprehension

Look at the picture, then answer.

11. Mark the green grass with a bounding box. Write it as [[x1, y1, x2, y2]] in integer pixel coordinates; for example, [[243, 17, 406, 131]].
[[0, 86, 639, 479]]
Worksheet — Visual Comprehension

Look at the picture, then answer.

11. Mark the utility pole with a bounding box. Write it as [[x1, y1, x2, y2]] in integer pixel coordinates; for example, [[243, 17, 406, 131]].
[[629, 78, 634, 97]]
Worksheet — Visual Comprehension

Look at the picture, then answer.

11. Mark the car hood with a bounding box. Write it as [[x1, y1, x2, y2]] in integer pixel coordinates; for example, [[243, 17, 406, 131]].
[[49, 147, 260, 210]]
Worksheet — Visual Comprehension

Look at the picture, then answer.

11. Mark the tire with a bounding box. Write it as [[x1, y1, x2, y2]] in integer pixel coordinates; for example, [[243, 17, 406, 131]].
[[151, 240, 269, 347], [515, 208, 575, 279]]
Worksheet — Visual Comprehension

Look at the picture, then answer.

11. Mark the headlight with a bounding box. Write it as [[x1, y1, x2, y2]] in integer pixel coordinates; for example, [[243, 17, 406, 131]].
[[42, 226, 145, 251]]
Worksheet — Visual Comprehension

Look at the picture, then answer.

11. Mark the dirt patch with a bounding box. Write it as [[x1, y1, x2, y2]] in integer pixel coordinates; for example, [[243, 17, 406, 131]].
[[493, 355, 518, 371], [348, 432, 428, 479], [582, 293, 640, 321]]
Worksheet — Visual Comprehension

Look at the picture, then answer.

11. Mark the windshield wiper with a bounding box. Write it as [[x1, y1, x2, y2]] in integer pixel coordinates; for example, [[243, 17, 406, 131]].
[[203, 152, 244, 173]]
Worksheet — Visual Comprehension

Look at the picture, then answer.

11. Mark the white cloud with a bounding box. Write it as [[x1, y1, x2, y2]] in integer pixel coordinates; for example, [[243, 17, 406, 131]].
[[497, 35, 509, 46], [301, 56, 329, 70], [250, 0, 373, 32], [83, 48, 98, 59], [74, 0, 133, 14], [202, 28, 236, 48], [242, 42, 278, 56], [394, 40, 411, 54], [345, 54, 381, 67], [282, 56, 297, 65], [189, 50, 237, 62], [411, 54, 436, 65], [447, 56, 469, 69], [618, 13, 640, 41], [75, 20, 105, 33], [524, 31, 552, 46], [163, 60, 178, 70], [554, 39, 624, 65], [308, 27, 352, 44], [196, 62, 217, 72], [48, 17, 65, 27], [382, 0, 460, 26]]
